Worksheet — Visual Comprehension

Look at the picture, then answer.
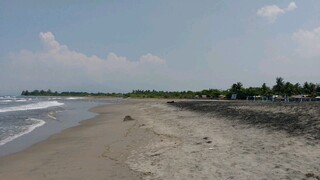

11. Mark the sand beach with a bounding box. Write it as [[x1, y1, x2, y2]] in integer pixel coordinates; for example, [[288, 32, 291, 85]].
[[0, 100, 320, 179]]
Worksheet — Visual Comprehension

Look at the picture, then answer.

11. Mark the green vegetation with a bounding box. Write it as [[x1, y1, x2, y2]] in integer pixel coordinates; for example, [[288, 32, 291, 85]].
[[124, 89, 224, 99], [226, 77, 320, 100], [21, 90, 123, 97], [21, 77, 320, 99]]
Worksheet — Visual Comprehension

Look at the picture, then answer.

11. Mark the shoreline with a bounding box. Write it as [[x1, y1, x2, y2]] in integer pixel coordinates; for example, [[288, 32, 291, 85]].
[[0, 100, 152, 179], [0, 98, 109, 157]]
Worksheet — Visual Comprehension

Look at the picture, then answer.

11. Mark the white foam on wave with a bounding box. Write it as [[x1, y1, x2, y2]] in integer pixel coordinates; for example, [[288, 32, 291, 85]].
[[66, 97, 84, 100], [14, 99, 27, 102], [0, 100, 13, 103], [0, 101, 64, 113], [48, 97, 62, 100], [0, 118, 45, 146]]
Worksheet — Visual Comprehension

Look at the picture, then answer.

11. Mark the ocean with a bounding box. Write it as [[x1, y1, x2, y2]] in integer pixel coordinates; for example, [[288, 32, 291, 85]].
[[0, 96, 121, 156]]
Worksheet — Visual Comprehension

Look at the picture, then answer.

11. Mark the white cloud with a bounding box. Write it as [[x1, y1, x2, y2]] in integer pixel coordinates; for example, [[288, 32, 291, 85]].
[[293, 26, 320, 58], [257, 2, 297, 23], [1, 32, 172, 92], [259, 26, 320, 82], [287, 2, 297, 11], [140, 53, 166, 65], [39, 32, 61, 50]]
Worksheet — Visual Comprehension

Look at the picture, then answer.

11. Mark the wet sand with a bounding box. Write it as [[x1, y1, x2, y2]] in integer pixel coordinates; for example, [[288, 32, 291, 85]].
[[0, 101, 153, 179], [1, 100, 320, 179]]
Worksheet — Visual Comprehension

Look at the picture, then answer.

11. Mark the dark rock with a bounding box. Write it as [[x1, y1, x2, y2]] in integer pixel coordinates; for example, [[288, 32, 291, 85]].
[[123, 115, 134, 121], [305, 173, 320, 179]]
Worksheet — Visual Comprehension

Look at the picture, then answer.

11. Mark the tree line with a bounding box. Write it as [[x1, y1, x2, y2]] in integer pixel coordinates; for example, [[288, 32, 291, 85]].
[[227, 77, 320, 99], [21, 90, 123, 97], [21, 77, 320, 99]]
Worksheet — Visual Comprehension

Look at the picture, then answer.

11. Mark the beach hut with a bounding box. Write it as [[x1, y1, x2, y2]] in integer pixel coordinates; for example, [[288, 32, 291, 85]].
[[292, 95, 304, 102], [272, 95, 284, 102], [201, 95, 208, 99], [218, 95, 226, 100], [291, 95, 314, 102], [231, 94, 237, 100]]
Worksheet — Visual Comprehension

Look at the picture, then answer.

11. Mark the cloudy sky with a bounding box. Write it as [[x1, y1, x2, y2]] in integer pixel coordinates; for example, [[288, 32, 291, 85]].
[[1, 1, 320, 94]]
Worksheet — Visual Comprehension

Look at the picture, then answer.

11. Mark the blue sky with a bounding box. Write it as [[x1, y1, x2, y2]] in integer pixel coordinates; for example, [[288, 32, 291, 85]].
[[1, 1, 320, 94]]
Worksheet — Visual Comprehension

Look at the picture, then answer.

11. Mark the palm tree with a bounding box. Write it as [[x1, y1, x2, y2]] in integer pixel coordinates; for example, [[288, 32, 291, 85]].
[[261, 83, 270, 96], [231, 82, 243, 92], [272, 77, 284, 95]]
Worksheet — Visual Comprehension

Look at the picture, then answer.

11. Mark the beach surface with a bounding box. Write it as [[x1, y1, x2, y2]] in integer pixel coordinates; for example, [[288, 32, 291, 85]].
[[1, 100, 320, 179]]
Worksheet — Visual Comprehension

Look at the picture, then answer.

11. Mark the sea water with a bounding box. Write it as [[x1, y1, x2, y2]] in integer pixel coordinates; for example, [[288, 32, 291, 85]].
[[0, 96, 122, 156]]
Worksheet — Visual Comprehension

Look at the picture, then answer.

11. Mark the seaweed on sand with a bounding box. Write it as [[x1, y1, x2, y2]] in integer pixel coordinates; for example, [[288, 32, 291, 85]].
[[170, 101, 320, 141]]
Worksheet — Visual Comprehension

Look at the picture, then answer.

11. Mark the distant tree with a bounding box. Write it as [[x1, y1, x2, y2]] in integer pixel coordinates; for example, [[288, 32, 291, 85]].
[[302, 82, 316, 96], [303, 82, 310, 95], [228, 82, 246, 99], [316, 84, 320, 96], [261, 83, 271, 96], [231, 82, 243, 93], [283, 82, 294, 96], [209, 89, 221, 98], [309, 83, 317, 97], [245, 87, 260, 96], [32, 90, 40, 95], [293, 83, 302, 95], [272, 77, 285, 95], [40, 90, 45, 95]]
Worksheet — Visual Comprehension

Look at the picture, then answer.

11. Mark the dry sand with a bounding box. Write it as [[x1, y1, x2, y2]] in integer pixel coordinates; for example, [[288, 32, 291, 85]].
[[1, 100, 320, 179]]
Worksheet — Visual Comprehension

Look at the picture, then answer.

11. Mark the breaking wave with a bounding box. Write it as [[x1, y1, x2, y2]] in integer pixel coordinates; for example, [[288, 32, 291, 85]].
[[0, 101, 64, 113]]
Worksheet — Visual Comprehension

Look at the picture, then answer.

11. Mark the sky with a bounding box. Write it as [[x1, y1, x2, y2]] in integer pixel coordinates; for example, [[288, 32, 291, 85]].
[[1, 0, 320, 94]]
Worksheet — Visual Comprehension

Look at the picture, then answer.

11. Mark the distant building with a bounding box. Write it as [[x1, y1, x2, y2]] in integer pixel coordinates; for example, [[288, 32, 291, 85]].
[[194, 95, 208, 99], [218, 95, 226, 100], [272, 95, 284, 102], [231, 94, 237, 100], [201, 95, 207, 99], [291, 95, 310, 102]]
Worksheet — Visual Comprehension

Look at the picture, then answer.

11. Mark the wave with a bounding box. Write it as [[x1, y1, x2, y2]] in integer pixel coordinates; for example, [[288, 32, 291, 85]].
[[66, 97, 84, 100], [0, 118, 45, 146], [0, 101, 64, 113], [0, 96, 15, 99], [14, 99, 27, 102], [0, 100, 13, 103], [48, 97, 62, 100], [0, 98, 28, 103]]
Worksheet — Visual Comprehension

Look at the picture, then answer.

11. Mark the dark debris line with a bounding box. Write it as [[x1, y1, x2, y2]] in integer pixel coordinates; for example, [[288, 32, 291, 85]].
[[170, 101, 320, 141]]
